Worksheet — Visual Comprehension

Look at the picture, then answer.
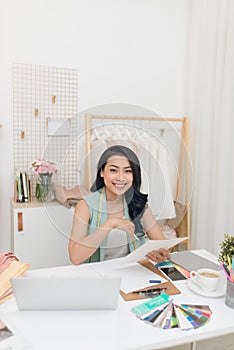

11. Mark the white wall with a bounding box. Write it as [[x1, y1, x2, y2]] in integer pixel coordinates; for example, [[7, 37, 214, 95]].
[[0, 0, 191, 250]]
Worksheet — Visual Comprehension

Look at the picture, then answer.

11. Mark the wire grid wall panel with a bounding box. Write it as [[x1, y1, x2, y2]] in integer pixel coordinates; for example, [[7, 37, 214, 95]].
[[13, 63, 78, 194]]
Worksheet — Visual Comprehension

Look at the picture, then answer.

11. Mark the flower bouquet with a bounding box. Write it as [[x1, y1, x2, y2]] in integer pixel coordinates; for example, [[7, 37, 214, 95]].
[[31, 159, 57, 202]]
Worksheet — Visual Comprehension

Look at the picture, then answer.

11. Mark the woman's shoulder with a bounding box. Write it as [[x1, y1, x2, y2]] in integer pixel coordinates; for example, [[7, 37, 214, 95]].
[[81, 189, 103, 223], [83, 189, 102, 207], [74, 198, 89, 216]]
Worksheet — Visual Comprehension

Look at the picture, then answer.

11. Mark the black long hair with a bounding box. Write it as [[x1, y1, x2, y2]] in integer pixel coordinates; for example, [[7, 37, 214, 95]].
[[90, 145, 148, 235]]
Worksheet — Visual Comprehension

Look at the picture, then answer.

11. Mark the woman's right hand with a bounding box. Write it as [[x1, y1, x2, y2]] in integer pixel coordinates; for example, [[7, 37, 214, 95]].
[[107, 217, 135, 240]]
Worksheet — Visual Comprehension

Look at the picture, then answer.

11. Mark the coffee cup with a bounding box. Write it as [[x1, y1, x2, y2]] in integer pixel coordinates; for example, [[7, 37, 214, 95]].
[[189, 268, 221, 292]]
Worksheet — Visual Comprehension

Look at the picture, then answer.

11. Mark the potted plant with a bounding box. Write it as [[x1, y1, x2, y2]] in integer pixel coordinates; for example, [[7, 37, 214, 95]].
[[219, 234, 234, 309], [219, 234, 234, 265]]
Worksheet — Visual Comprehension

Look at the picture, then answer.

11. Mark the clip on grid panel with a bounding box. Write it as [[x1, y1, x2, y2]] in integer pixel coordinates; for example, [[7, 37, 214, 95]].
[[13, 63, 78, 196]]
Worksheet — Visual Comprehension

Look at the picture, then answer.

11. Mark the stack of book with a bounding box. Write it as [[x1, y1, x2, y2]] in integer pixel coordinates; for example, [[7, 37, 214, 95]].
[[15, 171, 32, 203]]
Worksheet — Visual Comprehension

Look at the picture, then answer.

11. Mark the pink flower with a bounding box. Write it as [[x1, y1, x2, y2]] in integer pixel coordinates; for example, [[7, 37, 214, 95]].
[[31, 159, 57, 175]]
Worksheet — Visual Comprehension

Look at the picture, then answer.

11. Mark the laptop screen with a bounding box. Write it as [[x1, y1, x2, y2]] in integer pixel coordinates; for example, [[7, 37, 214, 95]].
[[11, 276, 121, 310], [170, 251, 221, 272]]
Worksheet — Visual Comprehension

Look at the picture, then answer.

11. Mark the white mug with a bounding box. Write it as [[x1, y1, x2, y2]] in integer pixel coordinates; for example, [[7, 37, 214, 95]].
[[190, 268, 221, 292]]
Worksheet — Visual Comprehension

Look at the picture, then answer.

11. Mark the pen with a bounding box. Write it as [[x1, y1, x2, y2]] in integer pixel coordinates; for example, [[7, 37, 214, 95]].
[[134, 289, 165, 297], [149, 280, 161, 284], [227, 256, 232, 269], [132, 288, 165, 294], [123, 216, 139, 242], [223, 262, 230, 275]]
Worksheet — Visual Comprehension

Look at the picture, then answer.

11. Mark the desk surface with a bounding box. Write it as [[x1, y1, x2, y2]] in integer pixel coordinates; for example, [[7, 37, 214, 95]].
[[1, 250, 234, 350]]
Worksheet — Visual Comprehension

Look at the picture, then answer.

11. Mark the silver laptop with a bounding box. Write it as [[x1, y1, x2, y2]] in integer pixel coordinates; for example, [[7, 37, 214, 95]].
[[10, 276, 121, 310], [170, 251, 221, 272]]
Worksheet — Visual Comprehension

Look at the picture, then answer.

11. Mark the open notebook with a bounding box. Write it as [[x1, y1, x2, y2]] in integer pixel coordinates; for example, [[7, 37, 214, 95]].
[[11, 275, 121, 310]]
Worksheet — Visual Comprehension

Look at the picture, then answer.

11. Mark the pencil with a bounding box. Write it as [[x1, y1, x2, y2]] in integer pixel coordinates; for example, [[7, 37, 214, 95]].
[[218, 261, 230, 280], [134, 234, 140, 241], [227, 256, 233, 283], [223, 262, 230, 276]]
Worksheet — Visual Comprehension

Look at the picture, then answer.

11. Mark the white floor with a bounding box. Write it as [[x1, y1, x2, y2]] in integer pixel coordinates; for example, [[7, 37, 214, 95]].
[[165, 333, 234, 350]]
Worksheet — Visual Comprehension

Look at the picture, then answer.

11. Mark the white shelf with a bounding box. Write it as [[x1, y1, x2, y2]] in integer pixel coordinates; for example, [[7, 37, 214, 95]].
[[11, 200, 73, 268], [12, 198, 62, 209]]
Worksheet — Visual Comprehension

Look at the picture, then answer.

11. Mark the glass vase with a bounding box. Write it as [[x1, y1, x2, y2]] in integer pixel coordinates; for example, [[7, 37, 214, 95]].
[[36, 173, 55, 202]]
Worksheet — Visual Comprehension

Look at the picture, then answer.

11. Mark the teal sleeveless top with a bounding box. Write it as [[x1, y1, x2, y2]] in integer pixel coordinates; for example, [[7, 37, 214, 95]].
[[84, 187, 145, 262]]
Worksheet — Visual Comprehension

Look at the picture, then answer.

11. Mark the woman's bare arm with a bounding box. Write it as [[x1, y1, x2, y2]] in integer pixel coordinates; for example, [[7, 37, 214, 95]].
[[142, 206, 166, 240], [142, 206, 170, 262], [69, 200, 135, 265]]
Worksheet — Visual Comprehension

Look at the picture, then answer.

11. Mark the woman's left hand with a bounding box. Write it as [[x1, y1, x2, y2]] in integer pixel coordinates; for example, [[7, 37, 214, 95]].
[[146, 248, 170, 263]]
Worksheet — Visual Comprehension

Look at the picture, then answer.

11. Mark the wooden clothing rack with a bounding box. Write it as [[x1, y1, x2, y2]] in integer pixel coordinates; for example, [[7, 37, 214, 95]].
[[85, 113, 191, 250]]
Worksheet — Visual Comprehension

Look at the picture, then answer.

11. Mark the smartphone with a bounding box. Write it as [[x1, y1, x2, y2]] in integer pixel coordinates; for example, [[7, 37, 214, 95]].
[[158, 266, 187, 282]]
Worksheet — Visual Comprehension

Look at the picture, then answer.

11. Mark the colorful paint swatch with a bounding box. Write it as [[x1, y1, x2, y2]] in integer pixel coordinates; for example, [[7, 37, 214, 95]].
[[178, 307, 209, 328], [152, 303, 172, 328], [161, 303, 173, 329], [131, 293, 172, 316], [132, 300, 212, 331], [170, 304, 179, 328]]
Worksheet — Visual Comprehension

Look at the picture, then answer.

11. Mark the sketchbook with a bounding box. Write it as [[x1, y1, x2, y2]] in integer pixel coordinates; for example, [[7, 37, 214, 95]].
[[123, 237, 188, 263]]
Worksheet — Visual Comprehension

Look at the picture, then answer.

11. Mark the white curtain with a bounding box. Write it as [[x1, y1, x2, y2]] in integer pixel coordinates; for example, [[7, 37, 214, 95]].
[[187, 0, 234, 256]]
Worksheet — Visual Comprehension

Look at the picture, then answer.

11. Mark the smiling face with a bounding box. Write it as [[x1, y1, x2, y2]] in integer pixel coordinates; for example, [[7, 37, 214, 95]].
[[100, 155, 133, 200]]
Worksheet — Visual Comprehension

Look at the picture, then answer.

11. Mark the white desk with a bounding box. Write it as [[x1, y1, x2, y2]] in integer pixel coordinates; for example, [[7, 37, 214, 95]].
[[1, 250, 234, 350]]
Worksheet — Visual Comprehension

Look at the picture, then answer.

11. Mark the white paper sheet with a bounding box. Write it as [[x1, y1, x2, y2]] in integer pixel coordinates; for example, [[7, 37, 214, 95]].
[[109, 263, 167, 293], [88, 257, 129, 275], [0, 316, 31, 350], [122, 237, 188, 263], [89, 237, 188, 274]]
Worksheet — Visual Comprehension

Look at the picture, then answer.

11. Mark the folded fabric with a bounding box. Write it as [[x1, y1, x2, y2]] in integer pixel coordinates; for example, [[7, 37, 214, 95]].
[[54, 185, 89, 207], [0, 287, 13, 303], [0, 260, 30, 304], [160, 225, 177, 240], [66, 198, 82, 207], [0, 291, 14, 304], [166, 201, 187, 232], [0, 252, 19, 274]]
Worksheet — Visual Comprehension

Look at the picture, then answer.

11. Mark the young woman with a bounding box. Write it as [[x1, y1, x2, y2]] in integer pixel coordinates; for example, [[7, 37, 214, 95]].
[[69, 145, 170, 265]]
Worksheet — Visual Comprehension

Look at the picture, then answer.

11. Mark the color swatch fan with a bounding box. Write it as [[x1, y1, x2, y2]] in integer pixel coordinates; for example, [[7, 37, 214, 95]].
[[131, 294, 212, 330]]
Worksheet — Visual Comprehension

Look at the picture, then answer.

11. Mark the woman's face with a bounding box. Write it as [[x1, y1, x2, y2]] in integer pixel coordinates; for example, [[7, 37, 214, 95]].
[[100, 155, 133, 199]]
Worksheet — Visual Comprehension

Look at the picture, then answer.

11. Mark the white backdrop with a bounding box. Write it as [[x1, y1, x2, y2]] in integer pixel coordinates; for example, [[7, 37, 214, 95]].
[[187, 0, 234, 256], [0, 0, 190, 250], [1, 0, 232, 259]]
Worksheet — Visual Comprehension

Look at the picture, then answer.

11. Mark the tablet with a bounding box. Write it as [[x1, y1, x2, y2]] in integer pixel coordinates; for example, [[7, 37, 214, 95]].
[[158, 266, 187, 282]]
